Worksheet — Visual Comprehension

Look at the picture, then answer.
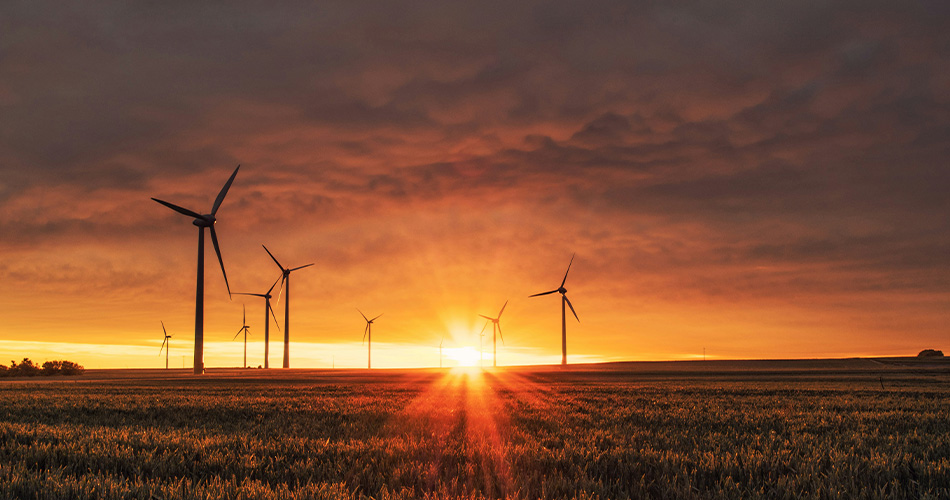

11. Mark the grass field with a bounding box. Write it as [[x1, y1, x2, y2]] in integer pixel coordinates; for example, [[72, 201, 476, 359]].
[[1, 358, 948, 499]]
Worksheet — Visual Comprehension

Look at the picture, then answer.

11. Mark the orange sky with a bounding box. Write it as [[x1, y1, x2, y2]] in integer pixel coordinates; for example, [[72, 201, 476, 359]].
[[1, 1, 948, 368]]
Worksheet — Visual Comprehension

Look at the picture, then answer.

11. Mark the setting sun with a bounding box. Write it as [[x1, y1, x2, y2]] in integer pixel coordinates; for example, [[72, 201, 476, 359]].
[[446, 346, 482, 367]]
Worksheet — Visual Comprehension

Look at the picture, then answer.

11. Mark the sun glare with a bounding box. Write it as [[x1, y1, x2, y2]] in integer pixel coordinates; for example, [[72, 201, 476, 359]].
[[446, 346, 481, 367]]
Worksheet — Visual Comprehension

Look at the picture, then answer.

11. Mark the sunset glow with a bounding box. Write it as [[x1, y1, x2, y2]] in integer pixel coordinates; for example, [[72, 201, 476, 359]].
[[1, 1, 947, 369]]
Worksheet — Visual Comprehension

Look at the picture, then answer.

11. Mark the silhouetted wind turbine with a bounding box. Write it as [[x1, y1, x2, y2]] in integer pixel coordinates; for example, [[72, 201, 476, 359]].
[[479, 300, 508, 367], [359, 309, 382, 369], [159, 322, 173, 370], [263, 245, 313, 369], [529, 253, 579, 366], [233, 305, 251, 368], [234, 275, 281, 369], [479, 327, 485, 368], [152, 165, 239, 374]]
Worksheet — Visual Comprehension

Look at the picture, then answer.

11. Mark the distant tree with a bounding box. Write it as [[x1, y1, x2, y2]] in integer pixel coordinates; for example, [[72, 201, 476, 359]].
[[0, 359, 84, 377], [42, 360, 62, 375], [918, 349, 944, 358], [12, 358, 40, 377], [58, 361, 85, 375]]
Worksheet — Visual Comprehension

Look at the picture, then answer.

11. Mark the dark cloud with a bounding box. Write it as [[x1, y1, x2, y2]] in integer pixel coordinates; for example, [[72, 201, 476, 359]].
[[1, 0, 948, 358]]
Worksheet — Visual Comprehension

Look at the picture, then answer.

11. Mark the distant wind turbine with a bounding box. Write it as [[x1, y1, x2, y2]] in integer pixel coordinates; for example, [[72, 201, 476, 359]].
[[529, 253, 579, 366], [233, 305, 251, 368], [479, 326, 485, 368], [234, 275, 282, 369], [358, 309, 382, 369], [152, 165, 239, 374], [479, 300, 508, 367], [263, 245, 313, 369], [159, 321, 173, 370]]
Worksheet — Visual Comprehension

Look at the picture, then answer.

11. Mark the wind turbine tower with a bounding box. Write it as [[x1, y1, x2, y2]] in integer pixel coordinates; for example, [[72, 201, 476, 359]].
[[152, 165, 239, 374], [529, 254, 579, 366], [263, 245, 313, 368], [159, 322, 173, 370], [479, 300, 508, 367], [359, 310, 382, 369], [234, 275, 281, 368], [233, 305, 251, 368]]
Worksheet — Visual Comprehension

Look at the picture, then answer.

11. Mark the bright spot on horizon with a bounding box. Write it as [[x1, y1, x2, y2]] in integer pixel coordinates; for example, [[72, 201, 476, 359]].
[[446, 346, 481, 367]]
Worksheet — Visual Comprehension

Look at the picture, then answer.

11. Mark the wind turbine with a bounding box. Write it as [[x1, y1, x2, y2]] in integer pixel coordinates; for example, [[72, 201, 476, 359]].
[[479, 327, 485, 368], [529, 253, 579, 366], [358, 309, 382, 369], [233, 305, 251, 368], [479, 300, 508, 367], [159, 322, 173, 370], [263, 245, 313, 368], [152, 165, 239, 374], [234, 275, 281, 369]]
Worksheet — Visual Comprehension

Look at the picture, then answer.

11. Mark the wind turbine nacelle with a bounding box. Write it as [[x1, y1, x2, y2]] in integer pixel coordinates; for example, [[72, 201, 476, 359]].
[[192, 215, 215, 227], [558, 287, 567, 294]]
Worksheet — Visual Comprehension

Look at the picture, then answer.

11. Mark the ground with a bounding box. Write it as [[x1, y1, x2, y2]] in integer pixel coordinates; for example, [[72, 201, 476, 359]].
[[1, 358, 948, 499]]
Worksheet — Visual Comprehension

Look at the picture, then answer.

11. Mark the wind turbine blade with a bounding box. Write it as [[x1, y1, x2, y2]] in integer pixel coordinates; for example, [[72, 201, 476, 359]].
[[152, 198, 202, 219], [357, 309, 369, 322], [498, 299, 508, 318], [478, 314, 493, 320], [290, 263, 314, 272], [268, 302, 281, 331], [262, 245, 285, 271], [243, 304, 246, 325], [529, 289, 559, 297], [564, 295, 579, 322], [266, 274, 282, 295], [211, 165, 240, 215], [370, 313, 383, 322], [560, 253, 575, 288], [233, 328, 243, 341], [234, 293, 266, 297], [363, 325, 368, 343], [498, 324, 504, 345], [274, 275, 285, 307], [161, 321, 168, 336], [210, 226, 231, 296], [160, 337, 167, 354], [480, 321, 489, 335]]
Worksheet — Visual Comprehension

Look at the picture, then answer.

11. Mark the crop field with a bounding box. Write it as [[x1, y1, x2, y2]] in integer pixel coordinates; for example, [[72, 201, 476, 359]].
[[1, 358, 948, 499]]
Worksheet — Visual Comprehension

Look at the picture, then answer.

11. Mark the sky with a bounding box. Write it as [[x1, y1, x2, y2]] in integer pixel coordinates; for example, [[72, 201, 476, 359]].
[[1, 0, 948, 369]]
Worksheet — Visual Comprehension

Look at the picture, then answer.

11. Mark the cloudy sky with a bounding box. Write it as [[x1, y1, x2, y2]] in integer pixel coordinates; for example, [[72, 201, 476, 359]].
[[1, 0, 948, 368]]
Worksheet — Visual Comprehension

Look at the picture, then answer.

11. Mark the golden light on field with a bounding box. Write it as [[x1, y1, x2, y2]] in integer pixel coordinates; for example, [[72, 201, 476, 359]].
[[1, 1, 948, 370]]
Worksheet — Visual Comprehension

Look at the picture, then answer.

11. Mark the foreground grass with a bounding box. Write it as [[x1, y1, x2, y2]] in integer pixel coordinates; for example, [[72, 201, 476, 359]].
[[0, 365, 948, 499]]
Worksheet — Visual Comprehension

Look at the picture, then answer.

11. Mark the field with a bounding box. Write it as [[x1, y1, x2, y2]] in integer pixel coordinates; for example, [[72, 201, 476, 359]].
[[1, 358, 948, 499]]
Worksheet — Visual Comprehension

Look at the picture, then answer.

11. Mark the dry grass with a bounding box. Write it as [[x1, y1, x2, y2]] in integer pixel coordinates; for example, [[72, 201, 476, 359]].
[[1, 358, 948, 499]]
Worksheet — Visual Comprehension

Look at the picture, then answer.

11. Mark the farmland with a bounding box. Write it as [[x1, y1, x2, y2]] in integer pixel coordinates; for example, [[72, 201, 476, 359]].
[[1, 358, 948, 499]]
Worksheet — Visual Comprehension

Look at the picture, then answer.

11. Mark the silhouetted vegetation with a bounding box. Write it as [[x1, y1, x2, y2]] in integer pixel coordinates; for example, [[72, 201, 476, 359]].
[[0, 358, 84, 377], [918, 349, 944, 357]]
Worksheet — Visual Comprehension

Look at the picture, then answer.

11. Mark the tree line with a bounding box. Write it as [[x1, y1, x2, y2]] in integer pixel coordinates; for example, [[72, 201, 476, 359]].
[[0, 358, 85, 377]]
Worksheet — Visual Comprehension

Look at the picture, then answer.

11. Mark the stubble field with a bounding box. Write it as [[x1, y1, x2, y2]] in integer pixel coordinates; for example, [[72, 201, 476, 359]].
[[1, 358, 948, 499]]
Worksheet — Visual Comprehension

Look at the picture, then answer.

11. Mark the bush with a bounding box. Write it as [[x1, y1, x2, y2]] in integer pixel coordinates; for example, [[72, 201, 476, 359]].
[[10, 358, 40, 377], [918, 349, 944, 358]]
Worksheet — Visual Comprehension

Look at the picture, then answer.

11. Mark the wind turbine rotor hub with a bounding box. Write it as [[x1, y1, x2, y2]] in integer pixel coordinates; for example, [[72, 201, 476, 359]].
[[559, 287, 567, 294], [191, 215, 215, 227]]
